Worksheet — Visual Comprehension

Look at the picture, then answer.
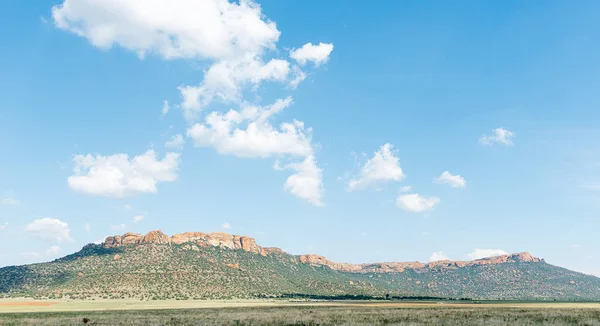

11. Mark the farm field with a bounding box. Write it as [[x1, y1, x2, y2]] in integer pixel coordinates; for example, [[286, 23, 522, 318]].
[[1, 300, 599, 325]]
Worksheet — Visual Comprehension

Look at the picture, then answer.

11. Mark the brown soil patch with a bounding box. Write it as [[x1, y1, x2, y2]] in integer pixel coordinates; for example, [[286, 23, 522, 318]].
[[0, 302, 58, 307]]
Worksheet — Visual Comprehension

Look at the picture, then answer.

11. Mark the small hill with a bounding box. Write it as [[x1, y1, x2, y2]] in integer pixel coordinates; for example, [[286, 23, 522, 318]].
[[1, 230, 599, 301]]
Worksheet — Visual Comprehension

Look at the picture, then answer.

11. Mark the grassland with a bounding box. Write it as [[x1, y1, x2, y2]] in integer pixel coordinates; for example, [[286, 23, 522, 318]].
[[1, 300, 600, 325]]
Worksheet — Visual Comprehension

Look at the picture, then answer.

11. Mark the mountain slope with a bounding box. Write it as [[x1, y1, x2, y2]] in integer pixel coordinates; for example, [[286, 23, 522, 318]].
[[1, 230, 599, 300]]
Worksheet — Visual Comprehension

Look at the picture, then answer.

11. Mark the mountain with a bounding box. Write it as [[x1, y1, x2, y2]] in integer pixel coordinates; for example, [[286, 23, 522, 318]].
[[1, 230, 599, 301]]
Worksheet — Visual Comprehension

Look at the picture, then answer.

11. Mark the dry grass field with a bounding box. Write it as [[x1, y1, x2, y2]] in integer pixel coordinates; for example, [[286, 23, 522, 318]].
[[1, 299, 600, 325]]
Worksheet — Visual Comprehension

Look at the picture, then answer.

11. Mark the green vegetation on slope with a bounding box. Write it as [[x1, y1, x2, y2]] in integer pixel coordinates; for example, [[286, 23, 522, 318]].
[[1, 243, 599, 300]]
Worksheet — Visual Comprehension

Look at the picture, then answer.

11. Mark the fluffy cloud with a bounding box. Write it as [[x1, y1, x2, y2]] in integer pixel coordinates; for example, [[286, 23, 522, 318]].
[[179, 55, 291, 118], [187, 97, 311, 157], [396, 193, 440, 213], [480, 128, 515, 146], [435, 171, 466, 188], [53, 0, 332, 206], [52, 0, 280, 60], [187, 97, 323, 205], [68, 150, 180, 197], [428, 251, 449, 262], [282, 155, 324, 206], [467, 249, 509, 260], [290, 42, 334, 66], [25, 218, 72, 243], [133, 215, 144, 224], [0, 197, 19, 205], [165, 134, 185, 150], [222, 222, 231, 229], [53, 0, 333, 119], [348, 143, 404, 191]]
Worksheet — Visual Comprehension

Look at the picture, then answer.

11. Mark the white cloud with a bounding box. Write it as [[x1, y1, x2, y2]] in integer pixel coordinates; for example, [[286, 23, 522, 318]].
[[0, 223, 8, 230], [435, 171, 466, 188], [179, 55, 291, 118], [396, 193, 440, 213], [52, 0, 332, 206], [348, 143, 404, 191], [467, 249, 509, 260], [52, 0, 334, 120], [165, 134, 185, 150], [25, 218, 72, 243], [68, 150, 180, 197], [187, 97, 313, 158], [133, 215, 144, 224], [0, 197, 19, 205], [161, 100, 170, 115], [399, 186, 412, 193], [110, 223, 126, 231], [288, 65, 307, 89], [52, 0, 281, 61], [187, 97, 323, 205], [290, 42, 334, 66], [84, 223, 91, 232], [480, 128, 515, 146], [222, 222, 231, 229], [282, 155, 324, 206], [428, 251, 449, 262], [124, 204, 132, 210]]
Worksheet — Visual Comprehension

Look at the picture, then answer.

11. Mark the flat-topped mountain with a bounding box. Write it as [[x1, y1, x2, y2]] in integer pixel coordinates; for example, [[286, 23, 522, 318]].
[[102, 230, 544, 273], [1, 230, 599, 301]]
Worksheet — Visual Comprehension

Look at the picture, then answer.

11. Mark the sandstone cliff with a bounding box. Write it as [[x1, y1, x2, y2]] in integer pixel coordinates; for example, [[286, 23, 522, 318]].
[[103, 231, 544, 273]]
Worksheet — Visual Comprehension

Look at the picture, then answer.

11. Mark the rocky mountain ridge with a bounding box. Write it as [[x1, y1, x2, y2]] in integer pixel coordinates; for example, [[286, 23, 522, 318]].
[[103, 230, 544, 273]]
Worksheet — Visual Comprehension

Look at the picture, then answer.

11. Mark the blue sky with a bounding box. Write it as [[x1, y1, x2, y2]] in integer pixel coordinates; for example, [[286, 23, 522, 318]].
[[1, 0, 599, 276]]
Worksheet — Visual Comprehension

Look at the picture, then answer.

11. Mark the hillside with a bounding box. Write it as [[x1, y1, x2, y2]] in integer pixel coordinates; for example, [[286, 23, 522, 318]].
[[1, 230, 599, 301]]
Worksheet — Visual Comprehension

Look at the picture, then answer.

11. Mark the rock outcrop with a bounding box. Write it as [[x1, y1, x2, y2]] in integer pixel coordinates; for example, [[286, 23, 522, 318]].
[[103, 230, 544, 273], [103, 230, 274, 256], [298, 252, 544, 273]]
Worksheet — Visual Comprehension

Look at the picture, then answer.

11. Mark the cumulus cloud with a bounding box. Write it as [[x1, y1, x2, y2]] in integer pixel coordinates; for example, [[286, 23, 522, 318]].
[[52, 0, 281, 61], [480, 128, 515, 146], [133, 215, 144, 224], [348, 143, 404, 191], [222, 222, 231, 229], [68, 150, 180, 197], [0, 197, 19, 205], [187, 97, 312, 157], [179, 55, 291, 118], [396, 193, 440, 213], [53, 0, 333, 205], [467, 249, 509, 260], [290, 42, 334, 66], [52, 0, 333, 119], [25, 218, 72, 243], [282, 155, 324, 206], [428, 251, 449, 262], [165, 134, 185, 150], [435, 171, 466, 188], [187, 97, 323, 205]]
